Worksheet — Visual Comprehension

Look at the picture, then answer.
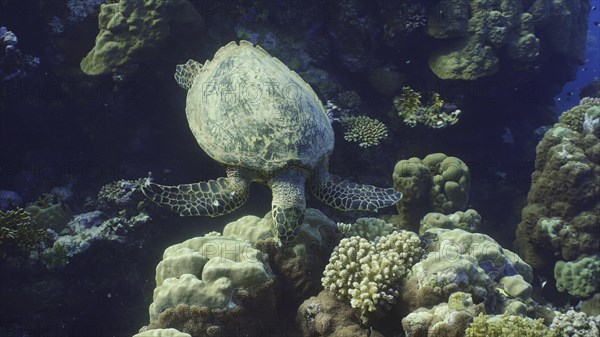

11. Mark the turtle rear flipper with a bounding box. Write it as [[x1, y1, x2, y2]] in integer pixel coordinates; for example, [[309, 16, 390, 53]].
[[142, 176, 249, 217], [310, 170, 401, 212]]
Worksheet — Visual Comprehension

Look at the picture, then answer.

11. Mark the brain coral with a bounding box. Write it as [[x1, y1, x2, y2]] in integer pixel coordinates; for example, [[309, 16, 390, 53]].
[[392, 153, 470, 231], [149, 234, 273, 323]]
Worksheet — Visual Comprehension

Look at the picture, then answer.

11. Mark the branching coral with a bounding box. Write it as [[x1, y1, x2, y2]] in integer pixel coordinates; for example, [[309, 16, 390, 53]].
[[321, 230, 423, 322], [0, 208, 49, 252], [393, 87, 461, 128], [550, 310, 600, 337], [465, 313, 555, 337], [338, 114, 388, 148]]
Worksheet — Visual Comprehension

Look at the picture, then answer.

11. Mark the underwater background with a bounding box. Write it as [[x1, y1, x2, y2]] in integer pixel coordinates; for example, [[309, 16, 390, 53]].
[[0, 0, 599, 336]]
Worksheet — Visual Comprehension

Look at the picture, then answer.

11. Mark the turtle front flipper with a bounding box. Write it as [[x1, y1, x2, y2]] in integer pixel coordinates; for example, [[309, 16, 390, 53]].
[[309, 161, 402, 212], [142, 172, 250, 217]]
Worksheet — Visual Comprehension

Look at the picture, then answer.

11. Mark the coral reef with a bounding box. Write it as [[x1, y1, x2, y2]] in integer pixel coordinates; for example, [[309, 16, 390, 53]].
[[325, 1, 376, 73], [24, 194, 71, 232], [401, 292, 483, 337], [379, 1, 427, 46], [419, 209, 481, 235], [392, 153, 471, 230], [465, 313, 554, 337], [147, 281, 277, 337], [0, 26, 40, 81], [401, 228, 532, 313], [515, 105, 599, 276], [427, 0, 589, 80], [41, 209, 150, 267], [550, 309, 600, 337], [393, 87, 461, 128], [224, 208, 340, 305], [0, 190, 22, 210], [338, 114, 389, 148], [145, 230, 280, 336], [296, 290, 370, 337], [560, 97, 600, 134], [554, 254, 600, 298], [337, 217, 395, 241], [322, 230, 422, 322], [0, 208, 49, 253], [134, 328, 190, 337], [81, 0, 203, 75]]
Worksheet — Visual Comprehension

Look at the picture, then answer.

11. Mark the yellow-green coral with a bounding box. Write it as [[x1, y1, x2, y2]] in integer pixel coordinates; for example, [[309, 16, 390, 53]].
[[466, 313, 557, 337], [393, 86, 461, 128], [0, 208, 50, 252], [322, 230, 423, 322], [24, 193, 71, 231], [559, 97, 600, 133], [338, 114, 388, 148]]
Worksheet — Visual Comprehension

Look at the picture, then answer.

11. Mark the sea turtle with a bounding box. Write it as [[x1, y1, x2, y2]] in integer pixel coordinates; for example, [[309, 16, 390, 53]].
[[142, 40, 402, 245]]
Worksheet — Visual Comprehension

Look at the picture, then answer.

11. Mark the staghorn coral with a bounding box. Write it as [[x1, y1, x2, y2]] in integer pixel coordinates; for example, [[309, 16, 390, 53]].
[[338, 114, 388, 148], [321, 230, 422, 322], [393, 87, 461, 129]]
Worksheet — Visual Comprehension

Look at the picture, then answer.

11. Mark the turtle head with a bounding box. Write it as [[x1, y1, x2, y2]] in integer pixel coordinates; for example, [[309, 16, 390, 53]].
[[272, 205, 304, 246]]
